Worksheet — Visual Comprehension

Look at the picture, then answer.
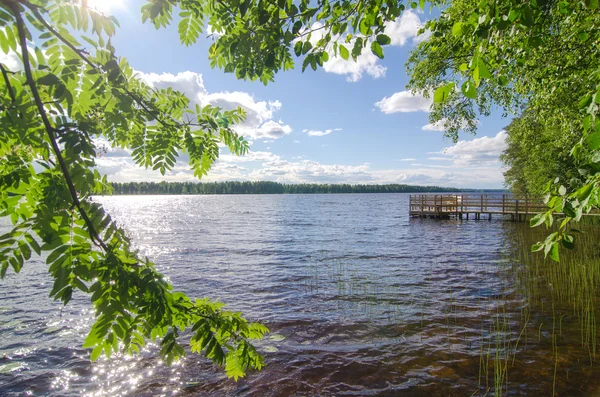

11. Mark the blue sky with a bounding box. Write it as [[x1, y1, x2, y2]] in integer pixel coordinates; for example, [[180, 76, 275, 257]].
[[14, 0, 514, 188]]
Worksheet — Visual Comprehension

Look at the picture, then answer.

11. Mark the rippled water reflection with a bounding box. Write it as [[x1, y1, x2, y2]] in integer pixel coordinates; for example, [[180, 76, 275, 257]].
[[1, 194, 599, 396]]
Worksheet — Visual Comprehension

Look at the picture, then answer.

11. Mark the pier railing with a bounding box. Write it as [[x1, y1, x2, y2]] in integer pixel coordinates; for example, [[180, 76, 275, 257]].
[[409, 194, 547, 220]]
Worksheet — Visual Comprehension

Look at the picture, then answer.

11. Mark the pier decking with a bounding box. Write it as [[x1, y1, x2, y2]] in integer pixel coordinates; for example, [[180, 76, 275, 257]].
[[409, 194, 546, 221]]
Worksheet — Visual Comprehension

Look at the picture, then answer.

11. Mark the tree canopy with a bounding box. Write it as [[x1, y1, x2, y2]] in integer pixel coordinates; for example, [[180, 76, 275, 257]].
[[501, 112, 586, 198], [108, 181, 464, 195]]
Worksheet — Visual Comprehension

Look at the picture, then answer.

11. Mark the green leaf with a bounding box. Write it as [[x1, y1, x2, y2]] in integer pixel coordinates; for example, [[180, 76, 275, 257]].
[[293, 41, 302, 57], [461, 80, 476, 99], [292, 21, 302, 34], [586, 132, 600, 150], [531, 242, 544, 252], [548, 242, 560, 262], [433, 82, 455, 103], [339, 44, 349, 60], [530, 213, 546, 228], [452, 22, 463, 36], [90, 345, 103, 361], [370, 41, 384, 59], [301, 40, 312, 55], [562, 234, 575, 249], [376, 34, 391, 45], [558, 185, 566, 196]]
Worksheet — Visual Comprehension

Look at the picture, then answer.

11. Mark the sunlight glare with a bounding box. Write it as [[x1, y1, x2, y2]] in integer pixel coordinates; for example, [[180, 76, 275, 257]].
[[86, 0, 126, 14]]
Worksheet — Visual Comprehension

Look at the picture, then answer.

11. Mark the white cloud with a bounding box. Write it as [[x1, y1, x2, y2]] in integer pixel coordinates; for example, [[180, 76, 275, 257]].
[[304, 128, 342, 137], [248, 159, 372, 183], [384, 10, 424, 46], [397, 158, 417, 161], [298, 22, 387, 82], [324, 49, 387, 82], [252, 120, 292, 138], [422, 120, 446, 131], [375, 91, 432, 114], [218, 150, 279, 163], [97, 142, 506, 188], [0, 32, 37, 72], [427, 157, 453, 161], [0, 50, 22, 72], [304, 10, 424, 82], [422, 118, 477, 132], [137, 71, 291, 140], [439, 130, 508, 167]]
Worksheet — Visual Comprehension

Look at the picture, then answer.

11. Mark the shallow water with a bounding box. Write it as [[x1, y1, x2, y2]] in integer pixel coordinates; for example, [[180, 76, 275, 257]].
[[1, 193, 599, 396]]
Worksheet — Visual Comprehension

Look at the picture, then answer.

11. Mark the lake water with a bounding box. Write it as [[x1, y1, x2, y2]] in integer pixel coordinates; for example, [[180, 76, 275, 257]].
[[1, 194, 599, 396]]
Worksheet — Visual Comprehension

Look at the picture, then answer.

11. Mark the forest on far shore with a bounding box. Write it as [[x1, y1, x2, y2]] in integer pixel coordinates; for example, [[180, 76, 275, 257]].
[[105, 181, 492, 195]]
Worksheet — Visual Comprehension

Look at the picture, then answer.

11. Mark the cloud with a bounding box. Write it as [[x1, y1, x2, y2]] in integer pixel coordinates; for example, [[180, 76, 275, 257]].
[[422, 118, 477, 132], [427, 157, 453, 161], [303, 128, 342, 137], [218, 150, 279, 163], [305, 10, 424, 82], [97, 144, 506, 188], [397, 158, 417, 161], [384, 9, 424, 46], [422, 120, 446, 131], [375, 91, 432, 114], [324, 49, 387, 82], [0, 50, 22, 72], [248, 158, 372, 183], [252, 120, 292, 138], [439, 130, 508, 167], [0, 32, 37, 72], [137, 71, 291, 140]]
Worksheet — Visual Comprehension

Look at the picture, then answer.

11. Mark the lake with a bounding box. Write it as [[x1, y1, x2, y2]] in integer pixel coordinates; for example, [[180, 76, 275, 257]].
[[1, 194, 599, 396]]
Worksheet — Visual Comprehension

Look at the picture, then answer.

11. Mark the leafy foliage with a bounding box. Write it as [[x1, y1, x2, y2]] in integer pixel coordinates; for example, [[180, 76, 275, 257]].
[[403, 0, 600, 261], [0, 0, 266, 378], [501, 112, 586, 198], [142, 0, 424, 84]]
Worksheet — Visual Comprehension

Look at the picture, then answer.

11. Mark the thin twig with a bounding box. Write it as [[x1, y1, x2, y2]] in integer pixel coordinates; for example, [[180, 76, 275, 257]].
[[0, 64, 17, 103]]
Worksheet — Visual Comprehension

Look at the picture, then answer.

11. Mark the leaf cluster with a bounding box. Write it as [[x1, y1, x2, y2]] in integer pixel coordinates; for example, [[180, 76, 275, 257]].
[[142, 0, 428, 84], [1, 0, 264, 378]]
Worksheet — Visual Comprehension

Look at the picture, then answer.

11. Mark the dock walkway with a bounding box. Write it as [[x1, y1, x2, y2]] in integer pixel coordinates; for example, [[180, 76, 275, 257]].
[[409, 194, 545, 221]]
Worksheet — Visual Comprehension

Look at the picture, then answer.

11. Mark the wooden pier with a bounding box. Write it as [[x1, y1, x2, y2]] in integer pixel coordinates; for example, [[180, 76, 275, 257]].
[[409, 194, 546, 221]]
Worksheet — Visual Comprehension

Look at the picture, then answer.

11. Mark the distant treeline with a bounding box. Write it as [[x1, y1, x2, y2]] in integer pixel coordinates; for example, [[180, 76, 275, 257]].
[[107, 181, 469, 195]]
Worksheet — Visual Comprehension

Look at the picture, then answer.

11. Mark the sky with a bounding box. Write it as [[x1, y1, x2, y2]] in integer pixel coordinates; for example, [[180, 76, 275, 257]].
[[11, 0, 515, 189]]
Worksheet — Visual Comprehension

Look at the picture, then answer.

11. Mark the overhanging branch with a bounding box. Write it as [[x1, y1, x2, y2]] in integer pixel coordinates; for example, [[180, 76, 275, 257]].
[[8, 0, 108, 251]]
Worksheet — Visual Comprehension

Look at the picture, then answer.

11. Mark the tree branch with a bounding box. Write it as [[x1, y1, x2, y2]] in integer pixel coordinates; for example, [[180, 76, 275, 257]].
[[25, 4, 181, 132], [9, 0, 107, 250], [0, 64, 17, 103]]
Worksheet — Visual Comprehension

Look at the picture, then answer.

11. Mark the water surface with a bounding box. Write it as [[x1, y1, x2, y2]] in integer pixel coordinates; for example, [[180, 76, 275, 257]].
[[1, 194, 599, 396]]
